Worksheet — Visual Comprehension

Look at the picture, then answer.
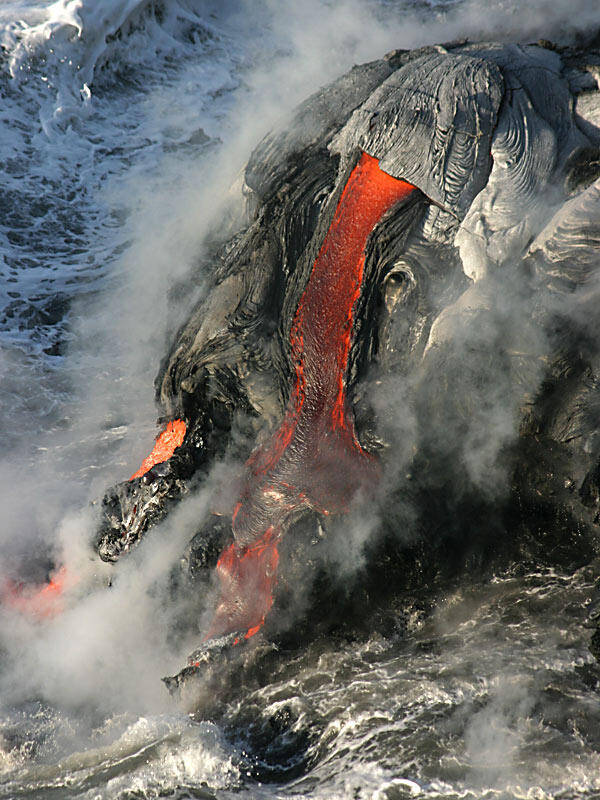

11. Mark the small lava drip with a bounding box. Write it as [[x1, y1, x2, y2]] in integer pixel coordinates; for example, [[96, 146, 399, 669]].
[[129, 419, 187, 480], [210, 153, 416, 640]]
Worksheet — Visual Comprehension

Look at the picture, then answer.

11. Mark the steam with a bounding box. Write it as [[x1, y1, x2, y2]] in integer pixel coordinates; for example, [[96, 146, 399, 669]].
[[0, 0, 599, 746], [0, 487, 213, 715], [465, 674, 536, 788]]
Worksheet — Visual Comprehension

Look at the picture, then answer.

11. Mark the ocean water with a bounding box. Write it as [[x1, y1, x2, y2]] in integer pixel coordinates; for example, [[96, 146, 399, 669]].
[[1, 1, 600, 798]]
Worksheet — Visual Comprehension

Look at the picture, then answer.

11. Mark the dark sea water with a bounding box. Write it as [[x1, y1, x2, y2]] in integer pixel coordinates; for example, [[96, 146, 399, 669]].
[[1, 1, 600, 797]]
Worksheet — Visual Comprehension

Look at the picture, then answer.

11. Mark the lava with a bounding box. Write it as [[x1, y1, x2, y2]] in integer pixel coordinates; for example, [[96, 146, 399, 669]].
[[129, 418, 187, 480], [210, 152, 416, 640], [205, 527, 280, 641], [4, 421, 188, 618], [3, 566, 68, 619]]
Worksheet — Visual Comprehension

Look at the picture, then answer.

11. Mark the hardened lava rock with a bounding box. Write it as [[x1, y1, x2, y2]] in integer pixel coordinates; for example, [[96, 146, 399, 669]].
[[94, 37, 600, 663]]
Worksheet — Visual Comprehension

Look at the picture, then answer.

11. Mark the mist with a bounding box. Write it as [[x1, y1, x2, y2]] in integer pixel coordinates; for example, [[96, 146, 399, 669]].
[[0, 0, 599, 745]]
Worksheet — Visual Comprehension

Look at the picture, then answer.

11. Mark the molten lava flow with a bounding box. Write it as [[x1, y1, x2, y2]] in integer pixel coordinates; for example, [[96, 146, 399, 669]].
[[129, 419, 187, 481], [205, 527, 279, 642], [210, 153, 416, 641], [233, 153, 416, 540], [3, 566, 68, 619]]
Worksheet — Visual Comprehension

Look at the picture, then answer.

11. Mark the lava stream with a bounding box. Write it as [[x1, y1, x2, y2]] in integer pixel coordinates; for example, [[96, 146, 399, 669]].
[[212, 153, 416, 640]]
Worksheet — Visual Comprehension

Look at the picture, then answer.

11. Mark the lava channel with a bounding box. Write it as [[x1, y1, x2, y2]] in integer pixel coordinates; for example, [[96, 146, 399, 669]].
[[209, 152, 416, 640]]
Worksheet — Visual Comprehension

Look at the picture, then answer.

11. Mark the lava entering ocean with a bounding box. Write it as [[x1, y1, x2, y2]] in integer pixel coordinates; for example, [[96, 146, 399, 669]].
[[3, 566, 68, 619], [205, 153, 415, 640], [119, 153, 415, 643], [129, 419, 187, 481]]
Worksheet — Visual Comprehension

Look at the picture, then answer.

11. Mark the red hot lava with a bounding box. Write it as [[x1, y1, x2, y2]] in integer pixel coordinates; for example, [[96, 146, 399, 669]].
[[0, 419, 188, 619], [206, 527, 280, 644], [1, 157, 415, 641], [130, 418, 187, 481], [211, 153, 416, 641], [3, 566, 68, 619]]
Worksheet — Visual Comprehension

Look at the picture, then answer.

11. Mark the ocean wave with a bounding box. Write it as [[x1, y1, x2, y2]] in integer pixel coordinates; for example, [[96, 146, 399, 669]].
[[0, 0, 238, 447], [3, 0, 221, 135]]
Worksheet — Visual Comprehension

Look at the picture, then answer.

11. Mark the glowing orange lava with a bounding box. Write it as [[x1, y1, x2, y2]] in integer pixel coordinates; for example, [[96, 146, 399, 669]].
[[3, 566, 68, 619], [209, 153, 416, 642], [206, 527, 280, 641], [129, 419, 187, 480]]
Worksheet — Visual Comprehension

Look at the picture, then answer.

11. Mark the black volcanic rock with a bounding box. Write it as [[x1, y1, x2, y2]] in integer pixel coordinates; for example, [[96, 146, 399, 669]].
[[94, 38, 600, 667]]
